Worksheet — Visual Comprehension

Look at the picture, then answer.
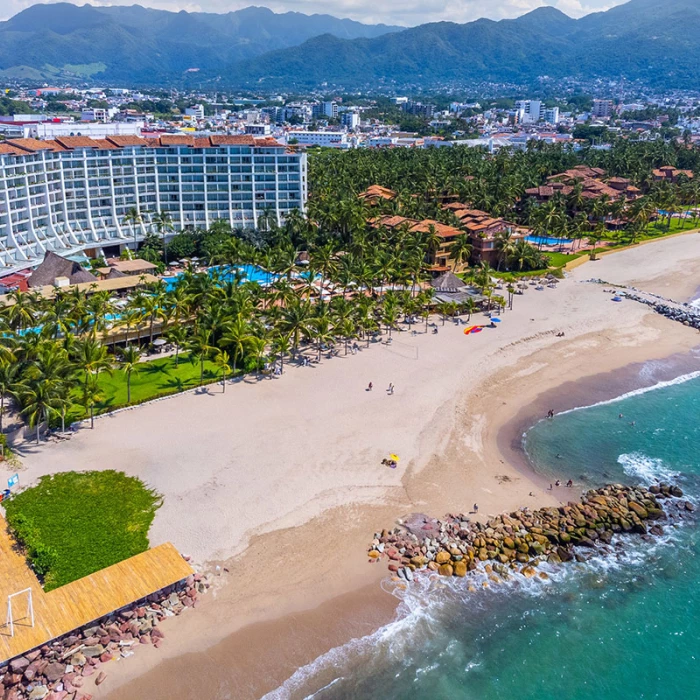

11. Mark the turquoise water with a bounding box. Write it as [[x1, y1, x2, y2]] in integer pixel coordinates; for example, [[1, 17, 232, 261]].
[[163, 264, 271, 291], [269, 373, 700, 700], [526, 234, 574, 246], [162, 264, 319, 292]]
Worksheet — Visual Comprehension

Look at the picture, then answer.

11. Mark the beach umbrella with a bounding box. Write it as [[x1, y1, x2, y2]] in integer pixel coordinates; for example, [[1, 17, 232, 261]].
[[153, 338, 167, 346], [612, 297, 623, 302], [390, 454, 400, 462], [490, 317, 502, 323]]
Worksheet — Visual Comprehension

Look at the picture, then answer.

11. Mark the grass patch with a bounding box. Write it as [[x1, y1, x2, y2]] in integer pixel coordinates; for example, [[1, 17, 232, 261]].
[[545, 251, 585, 268], [4, 471, 161, 591], [68, 352, 221, 422]]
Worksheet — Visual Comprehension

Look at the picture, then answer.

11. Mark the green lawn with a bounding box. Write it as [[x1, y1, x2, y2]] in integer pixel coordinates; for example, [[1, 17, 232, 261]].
[[4, 471, 161, 590], [639, 216, 698, 240], [545, 251, 585, 268], [606, 217, 699, 248], [69, 352, 222, 422]]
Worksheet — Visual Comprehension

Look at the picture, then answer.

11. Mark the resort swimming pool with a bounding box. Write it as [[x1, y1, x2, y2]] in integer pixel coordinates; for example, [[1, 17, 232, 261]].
[[162, 264, 272, 291], [525, 235, 574, 246]]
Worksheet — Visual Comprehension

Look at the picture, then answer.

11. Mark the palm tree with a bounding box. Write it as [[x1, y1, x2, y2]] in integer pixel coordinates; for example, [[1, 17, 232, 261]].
[[281, 300, 313, 360], [152, 210, 174, 264], [311, 316, 335, 362], [270, 333, 291, 373], [17, 377, 62, 443], [118, 345, 142, 404], [72, 334, 113, 398], [436, 301, 452, 326], [494, 230, 516, 271], [221, 315, 253, 376], [0, 359, 19, 433], [82, 375, 104, 430], [188, 329, 214, 386], [165, 326, 189, 367], [123, 206, 144, 250], [449, 234, 472, 272], [213, 350, 232, 392]]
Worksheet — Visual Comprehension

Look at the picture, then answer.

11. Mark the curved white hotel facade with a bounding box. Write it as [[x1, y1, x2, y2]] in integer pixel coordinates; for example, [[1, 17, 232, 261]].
[[0, 134, 308, 272]]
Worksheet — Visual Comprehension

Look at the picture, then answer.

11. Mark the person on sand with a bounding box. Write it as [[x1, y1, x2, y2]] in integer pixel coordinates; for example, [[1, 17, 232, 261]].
[[388, 383, 394, 395], [473, 503, 478, 513], [555, 480, 561, 487], [548, 483, 553, 490], [566, 479, 573, 488], [368, 382, 373, 392]]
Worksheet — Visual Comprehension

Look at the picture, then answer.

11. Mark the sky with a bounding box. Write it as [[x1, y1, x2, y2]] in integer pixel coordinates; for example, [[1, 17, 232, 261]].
[[1, 0, 630, 25]]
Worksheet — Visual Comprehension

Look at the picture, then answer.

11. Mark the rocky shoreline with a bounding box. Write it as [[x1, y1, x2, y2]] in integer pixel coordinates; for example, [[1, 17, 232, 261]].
[[0, 572, 208, 700], [623, 290, 700, 330], [368, 484, 694, 582]]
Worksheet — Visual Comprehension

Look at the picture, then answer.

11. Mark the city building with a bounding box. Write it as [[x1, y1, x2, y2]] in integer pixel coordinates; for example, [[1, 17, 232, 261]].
[[0, 134, 307, 272], [341, 111, 360, 130], [0, 121, 145, 140], [245, 123, 272, 136], [287, 131, 348, 148], [543, 107, 560, 125], [313, 102, 338, 120], [515, 100, 542, 124], [592, 99, 614, 118], [185, 104, 205, 119]]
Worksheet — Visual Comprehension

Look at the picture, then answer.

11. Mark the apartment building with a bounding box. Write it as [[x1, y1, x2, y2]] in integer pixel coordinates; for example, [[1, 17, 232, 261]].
[[0, 134, 307, 272], [287, 131, 348, 148], [592, 99, 614, 118]]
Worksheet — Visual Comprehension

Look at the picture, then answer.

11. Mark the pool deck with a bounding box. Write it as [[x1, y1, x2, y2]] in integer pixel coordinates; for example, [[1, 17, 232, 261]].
[[0, 513, 193, 664]]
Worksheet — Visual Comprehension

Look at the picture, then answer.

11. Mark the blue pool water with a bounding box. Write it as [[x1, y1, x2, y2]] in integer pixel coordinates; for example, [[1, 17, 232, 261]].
[[162, 264, 271, 291], [267, 371, 700, 700], [526, 235, 574, 246]]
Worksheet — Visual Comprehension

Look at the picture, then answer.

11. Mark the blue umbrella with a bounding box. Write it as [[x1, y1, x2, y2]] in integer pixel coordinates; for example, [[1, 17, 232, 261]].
[[490, 317, 502, 323], [612, 297, 623, 302]]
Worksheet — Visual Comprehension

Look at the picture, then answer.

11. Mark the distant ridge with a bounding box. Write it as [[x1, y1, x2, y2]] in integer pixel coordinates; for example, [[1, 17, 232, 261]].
[[0, 3, 401, 83], [225, 0, 700, 90]]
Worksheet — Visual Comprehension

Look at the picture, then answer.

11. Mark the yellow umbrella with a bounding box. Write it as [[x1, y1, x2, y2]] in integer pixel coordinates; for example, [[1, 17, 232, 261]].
[[390, 454, 400, 461]]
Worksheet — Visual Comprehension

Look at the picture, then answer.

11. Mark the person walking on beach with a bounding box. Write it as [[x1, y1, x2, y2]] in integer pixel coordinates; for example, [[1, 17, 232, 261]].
[[473, 503, 478, 513], [547, 409, 555, 418], [388, 383, 394, 395], [368, 382, 373, 392]]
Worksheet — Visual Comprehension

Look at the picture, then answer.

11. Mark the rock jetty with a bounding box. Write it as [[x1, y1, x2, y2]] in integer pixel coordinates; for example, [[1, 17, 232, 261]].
[[0, 574, 208, 700], [369, 484, 694, 582], [616, 286, 700, 330]]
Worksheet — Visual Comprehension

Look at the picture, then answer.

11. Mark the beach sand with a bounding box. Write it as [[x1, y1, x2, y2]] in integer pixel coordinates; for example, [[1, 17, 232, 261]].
[[5, 233, 699, 700]]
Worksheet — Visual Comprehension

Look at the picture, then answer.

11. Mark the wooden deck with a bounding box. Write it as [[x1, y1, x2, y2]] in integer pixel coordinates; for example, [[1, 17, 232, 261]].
[[0, 514, 193, 663]]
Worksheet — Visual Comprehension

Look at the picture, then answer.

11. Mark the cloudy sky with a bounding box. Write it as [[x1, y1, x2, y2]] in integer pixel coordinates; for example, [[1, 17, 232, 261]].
[[2, 0, 629, 25]]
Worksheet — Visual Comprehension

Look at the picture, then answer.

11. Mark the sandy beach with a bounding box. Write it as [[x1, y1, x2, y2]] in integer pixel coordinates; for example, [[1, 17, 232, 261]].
[[4, 232, 700, 700]]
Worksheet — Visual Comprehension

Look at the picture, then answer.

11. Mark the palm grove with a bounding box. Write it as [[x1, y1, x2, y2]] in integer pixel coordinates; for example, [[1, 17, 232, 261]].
[[1, 138, 698, 442]]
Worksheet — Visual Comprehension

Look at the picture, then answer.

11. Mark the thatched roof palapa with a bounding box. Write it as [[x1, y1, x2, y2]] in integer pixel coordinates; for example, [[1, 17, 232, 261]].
[[28, 251, 98, 288]]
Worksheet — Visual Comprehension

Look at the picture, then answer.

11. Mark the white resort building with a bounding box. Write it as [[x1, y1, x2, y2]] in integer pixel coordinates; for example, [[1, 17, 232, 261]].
[[0, 134, 308, 272]]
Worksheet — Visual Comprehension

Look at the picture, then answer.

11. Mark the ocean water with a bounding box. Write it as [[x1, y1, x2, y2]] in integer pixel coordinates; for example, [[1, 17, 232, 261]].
[[267, 372, 700, 700]]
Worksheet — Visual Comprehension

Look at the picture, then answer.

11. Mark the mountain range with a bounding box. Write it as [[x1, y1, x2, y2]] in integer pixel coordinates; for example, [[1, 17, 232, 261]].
[[0, 3, 400, 83], [1, 0, 699, 90], [227, 0, 700, 90]]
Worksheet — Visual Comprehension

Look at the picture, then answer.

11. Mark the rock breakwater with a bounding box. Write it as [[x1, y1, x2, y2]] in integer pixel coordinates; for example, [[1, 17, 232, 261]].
[[0, 573, 208, 700], [368, 484, 694, 582], [623, 291, 700, 330]]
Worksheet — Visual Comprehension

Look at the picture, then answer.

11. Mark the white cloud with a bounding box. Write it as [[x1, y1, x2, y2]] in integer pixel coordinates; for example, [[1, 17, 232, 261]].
[[0, 0, 629, 26]]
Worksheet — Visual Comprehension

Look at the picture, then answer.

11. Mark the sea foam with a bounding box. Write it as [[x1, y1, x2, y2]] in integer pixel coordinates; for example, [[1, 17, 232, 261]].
[[617, 452, 680, 486]]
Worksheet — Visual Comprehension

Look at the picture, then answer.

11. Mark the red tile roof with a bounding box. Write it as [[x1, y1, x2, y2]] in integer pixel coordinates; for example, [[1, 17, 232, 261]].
[[106, 135, 148, 147]]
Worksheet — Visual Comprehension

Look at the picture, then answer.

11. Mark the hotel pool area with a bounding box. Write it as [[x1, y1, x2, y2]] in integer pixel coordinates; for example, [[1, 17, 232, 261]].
[[162, 264, 272, 291], [525, 235, 574, 246]]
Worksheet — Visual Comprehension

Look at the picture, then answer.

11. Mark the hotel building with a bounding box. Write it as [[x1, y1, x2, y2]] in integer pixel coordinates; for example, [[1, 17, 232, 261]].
[[0, 134, 307, 272]]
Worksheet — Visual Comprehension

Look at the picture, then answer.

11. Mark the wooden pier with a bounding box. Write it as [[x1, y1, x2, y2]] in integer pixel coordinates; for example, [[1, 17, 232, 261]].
[[0, 514, 193, 663]]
